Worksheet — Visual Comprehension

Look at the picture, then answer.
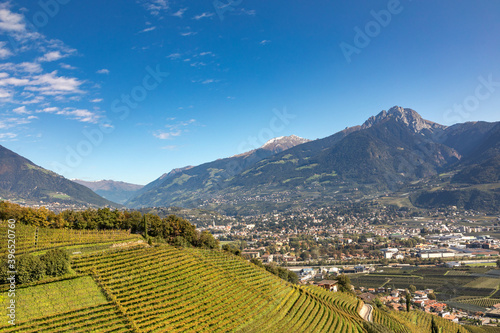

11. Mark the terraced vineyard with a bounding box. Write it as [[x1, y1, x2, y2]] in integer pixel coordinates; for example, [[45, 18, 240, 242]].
[[0, 241, 493, 332], [0, 222, 141, 255], [69, 245, 371, 332], [396, 310, 469, 333]]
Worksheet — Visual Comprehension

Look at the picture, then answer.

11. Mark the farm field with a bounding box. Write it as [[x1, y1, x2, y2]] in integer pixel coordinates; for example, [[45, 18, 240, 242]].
[[464, 277, 500, 289]]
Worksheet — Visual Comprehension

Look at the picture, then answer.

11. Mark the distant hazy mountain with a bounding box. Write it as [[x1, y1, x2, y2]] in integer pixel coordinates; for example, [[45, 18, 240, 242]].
[[0, 145, 118, 207], [126, 135, 310, 208], [127, 106, 500, 213], [72, 179, 143, 205]]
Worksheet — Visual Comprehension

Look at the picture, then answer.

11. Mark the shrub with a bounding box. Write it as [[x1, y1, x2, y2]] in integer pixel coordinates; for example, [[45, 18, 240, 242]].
[[41, 248, 70, 277]]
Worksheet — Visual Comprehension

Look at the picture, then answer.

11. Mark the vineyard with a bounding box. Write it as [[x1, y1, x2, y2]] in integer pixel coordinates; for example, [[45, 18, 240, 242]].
[[0, 222, 142, 255], [0, 241, 495, 332]]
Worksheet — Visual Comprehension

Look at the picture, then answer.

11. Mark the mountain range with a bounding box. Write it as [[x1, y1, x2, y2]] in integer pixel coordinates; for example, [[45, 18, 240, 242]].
[[72, 179, 143, 205], [125, 106, 500, 213], [1, 106, 498, 213]]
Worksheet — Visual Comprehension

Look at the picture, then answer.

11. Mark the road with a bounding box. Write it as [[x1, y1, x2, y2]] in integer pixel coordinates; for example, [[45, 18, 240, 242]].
[[359, 304, 373, 322]]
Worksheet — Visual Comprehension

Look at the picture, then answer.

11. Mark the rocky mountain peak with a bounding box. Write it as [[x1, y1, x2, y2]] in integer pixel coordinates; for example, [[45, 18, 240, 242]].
[[362, 106, 446, 133]]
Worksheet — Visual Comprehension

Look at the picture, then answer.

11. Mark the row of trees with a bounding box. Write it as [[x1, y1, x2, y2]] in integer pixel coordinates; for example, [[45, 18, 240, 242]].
[[0, 249, 70, 284], [0, 201, 219, 250]]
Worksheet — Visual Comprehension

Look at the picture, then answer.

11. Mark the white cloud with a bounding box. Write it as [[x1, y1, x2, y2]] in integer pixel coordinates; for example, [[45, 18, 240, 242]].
[[260, 40, 271, 45], [60, 63, 76, 70], [202, 79, 215, 84], [161, 145, 177, 150], [0, 7, 25, 32], [26, 71, 84, 95], [139, 26, 156, 33], [0, 41, 12, 59], [90, 98, 103, 103], [0, 87, 12, 99], [193, 12, 214, 20], [154, 130, 181, 139], [37, 51, 68, 62], [180, 31, 197, 37], [96, 69, 110, 74], [172, 7, 187, 18], [13, 106, 29, 114]]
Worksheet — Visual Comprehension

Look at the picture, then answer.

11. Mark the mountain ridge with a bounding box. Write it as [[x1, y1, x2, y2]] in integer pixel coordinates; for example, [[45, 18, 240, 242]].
[[0, 145, 119, 207], [126, 106, 500, 212]]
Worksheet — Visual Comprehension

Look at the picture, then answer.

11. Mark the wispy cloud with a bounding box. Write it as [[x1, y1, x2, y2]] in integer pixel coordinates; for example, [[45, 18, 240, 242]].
[[180, 31, 197, 37], [143, 0, 169, 16], [36, 106, 101, 123], [172, 7, 188, 18], [0, 116, 31, 129], [90, 98, 103, 103], [198, 51, 214, 57], [139, 26, 156, 33], [0, 132, 17, 140], [161, 145, 177, 150], [260, 40, 271, 45], [154, 130, 181, 139], [12, 105, 29, 114], [96, 68, 110, 74], [193, 12, 214, 20], [154, 118, 196, 139], [167, 53, 182, 59], [0, 62, 42, 73]]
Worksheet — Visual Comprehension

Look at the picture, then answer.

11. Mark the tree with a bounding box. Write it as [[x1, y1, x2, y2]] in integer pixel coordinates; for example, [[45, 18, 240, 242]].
[[408, 285, 417, 293], [197, 230, 219, 249], [496, 259, 500, 268], [406, 292, 412, 312], [143, 214, 148, 241], [41, 248, 70, 277], [431, 317, 439, 333], [17, 254, 45, 284], [428, 292, 436, 300], [336, 274, 352, 293]]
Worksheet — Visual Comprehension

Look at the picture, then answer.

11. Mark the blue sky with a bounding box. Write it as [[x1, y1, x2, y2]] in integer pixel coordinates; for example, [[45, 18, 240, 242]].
[[1, 0, 500, 185]]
